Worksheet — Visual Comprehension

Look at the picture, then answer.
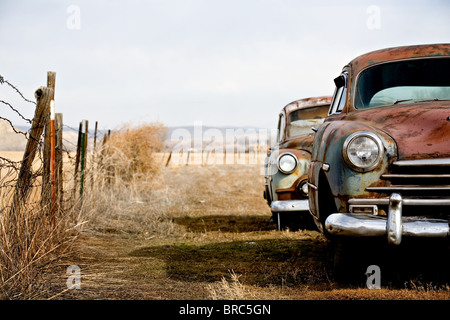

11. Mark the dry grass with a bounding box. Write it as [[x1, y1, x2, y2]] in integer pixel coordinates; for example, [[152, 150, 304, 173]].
[[207, 270, 257, 300], [102, 122, 167, 180], [51, 160, 449, 300], [0, 121, 170, 299], [0, 158, 82, 299], [80, 122, 175, 237], [8, 121, 446, 301]]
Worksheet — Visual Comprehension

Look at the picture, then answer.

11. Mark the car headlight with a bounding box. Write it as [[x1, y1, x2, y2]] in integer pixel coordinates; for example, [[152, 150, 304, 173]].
[[277, 152, 298, 174], [298, 180, 309, 197], [343, 131, 384, 172]]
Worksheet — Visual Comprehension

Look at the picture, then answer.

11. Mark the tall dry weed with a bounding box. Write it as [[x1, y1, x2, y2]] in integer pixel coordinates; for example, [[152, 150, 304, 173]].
[[102, 122, 167, 181], [82, 122, 175, 236], [0, 182, 80, 299], [207, 270, 256, 300]]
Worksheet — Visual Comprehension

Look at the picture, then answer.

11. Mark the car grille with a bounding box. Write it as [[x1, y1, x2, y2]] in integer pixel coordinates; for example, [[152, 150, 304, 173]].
[[364, 158, 450, 217], [367, 158, 450, 197]]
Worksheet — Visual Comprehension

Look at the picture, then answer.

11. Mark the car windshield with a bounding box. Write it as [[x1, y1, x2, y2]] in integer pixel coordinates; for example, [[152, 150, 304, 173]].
[[355, 57, 450, 109], [287, 105, 329, 137]]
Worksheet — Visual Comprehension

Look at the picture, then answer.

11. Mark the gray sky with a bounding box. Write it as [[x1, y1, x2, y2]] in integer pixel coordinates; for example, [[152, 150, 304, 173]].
[[0, 0, 449, 131]]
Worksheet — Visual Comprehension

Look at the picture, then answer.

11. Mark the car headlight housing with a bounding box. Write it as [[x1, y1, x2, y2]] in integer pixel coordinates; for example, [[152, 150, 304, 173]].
[[298, 180, 309, 197], [277, 152, 298, 174], [343, 131, 384, 172]]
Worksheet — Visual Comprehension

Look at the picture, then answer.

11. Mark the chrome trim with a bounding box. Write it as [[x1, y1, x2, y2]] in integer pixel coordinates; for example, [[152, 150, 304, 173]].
[[349, 204, 378, 215], [349, 198, 450, 206], [393, 158, 450, 167], [325, 213, 386, 237], [367, 186, 450, 191], [325, 213, 449, 240], [270, 200, 309, 212], [382, 174, 450, 179], [402, 218, 450, 237], [307, 182, 318, 190], [387, 193, 402, 245]]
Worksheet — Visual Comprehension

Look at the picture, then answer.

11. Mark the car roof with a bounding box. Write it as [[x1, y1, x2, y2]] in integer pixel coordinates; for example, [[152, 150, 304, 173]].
[[282, 96, 332, 115], [346, 43, 450, 77]]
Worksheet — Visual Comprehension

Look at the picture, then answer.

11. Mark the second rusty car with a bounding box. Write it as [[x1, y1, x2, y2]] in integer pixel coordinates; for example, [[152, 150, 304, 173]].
[[308, 44, 450, 276], [264, 96, 332, 230]]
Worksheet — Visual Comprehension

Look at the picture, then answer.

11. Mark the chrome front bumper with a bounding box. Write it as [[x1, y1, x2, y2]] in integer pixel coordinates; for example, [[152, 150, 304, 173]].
[[325, 193, 450, 245], [270, 200, 309, 213]]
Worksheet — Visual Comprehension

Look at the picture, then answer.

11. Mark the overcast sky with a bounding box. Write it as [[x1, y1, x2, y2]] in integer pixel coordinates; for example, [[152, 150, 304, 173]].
[[0, 0, 449, 131]]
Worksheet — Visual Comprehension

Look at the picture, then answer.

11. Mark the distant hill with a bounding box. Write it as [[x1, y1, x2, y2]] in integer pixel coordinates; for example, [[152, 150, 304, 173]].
[[0, 122, 27, 151]]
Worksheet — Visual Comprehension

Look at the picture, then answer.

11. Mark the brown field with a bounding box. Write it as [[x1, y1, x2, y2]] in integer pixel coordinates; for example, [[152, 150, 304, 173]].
[[34, 158, 448, 301], [1, 145, 449, 300]]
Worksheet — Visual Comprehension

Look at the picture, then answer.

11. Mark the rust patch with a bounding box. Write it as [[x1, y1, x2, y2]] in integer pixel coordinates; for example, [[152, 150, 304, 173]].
[[345, 102, 450, 160]]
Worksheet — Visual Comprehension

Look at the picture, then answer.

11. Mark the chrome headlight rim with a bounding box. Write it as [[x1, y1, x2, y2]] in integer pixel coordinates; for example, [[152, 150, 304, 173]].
[[298, 180, 309, 197], [342, 131, 384, 172], [277, 152, 298, 174]]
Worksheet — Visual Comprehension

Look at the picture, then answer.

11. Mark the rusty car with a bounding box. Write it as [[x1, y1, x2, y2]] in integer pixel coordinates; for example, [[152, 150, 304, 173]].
[[307, 43, 450, 277], [264, 96, 332, 230]]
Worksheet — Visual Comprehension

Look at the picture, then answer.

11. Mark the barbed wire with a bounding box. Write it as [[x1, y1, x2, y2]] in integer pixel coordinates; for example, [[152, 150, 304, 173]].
[[0, 75, 36, 105], [0, 76, 44, 207], [0, 75, 110, 210], [0, 100, 32, 124]]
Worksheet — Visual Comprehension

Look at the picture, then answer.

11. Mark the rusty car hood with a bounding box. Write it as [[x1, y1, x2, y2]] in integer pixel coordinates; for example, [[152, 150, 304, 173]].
[[344, 101, 450, 160], [279, 134, 315, 153]]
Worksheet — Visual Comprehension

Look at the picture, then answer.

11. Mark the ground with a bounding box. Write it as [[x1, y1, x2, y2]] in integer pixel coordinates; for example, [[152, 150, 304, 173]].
[[43, 163, 449, 300]]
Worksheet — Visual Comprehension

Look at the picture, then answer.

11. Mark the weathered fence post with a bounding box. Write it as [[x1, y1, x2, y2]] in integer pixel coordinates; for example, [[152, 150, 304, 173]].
[[91, 121, 98, 189], [42, 71, 56, 211], [55, 113, 63, 213], [12, 87, 53, 216], [73, 121, 82, 200], [93, 121, 98, 151], [165, 151, 172, 167], [80, 120, 88, 199]]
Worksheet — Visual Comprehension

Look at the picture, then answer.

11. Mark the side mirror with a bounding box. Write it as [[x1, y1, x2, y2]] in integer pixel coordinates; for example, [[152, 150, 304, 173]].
[[334, 75, 346, 87]]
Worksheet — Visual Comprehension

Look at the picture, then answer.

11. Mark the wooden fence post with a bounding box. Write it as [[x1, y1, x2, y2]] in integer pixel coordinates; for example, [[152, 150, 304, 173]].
[[73, 122, 82, 200], [91, 121, 98, 189], [12, 87, 53, 216], [165, 151, 172, 167], [42, 71, 56, 210], [93, 121, 98, 151], [80, 120, 88, 199], [55, 113, 63, 212]]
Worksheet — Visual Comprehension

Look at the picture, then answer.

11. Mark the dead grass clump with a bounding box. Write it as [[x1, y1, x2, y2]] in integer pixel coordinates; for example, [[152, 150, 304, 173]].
[[102, 122, 167, 183], [0, 187, 79, 299], [83, 122, 176, 237], [207, 270, 256, 300]]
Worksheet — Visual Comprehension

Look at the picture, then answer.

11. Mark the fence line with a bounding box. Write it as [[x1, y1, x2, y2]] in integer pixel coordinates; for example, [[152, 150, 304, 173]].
[[0, 72, 109, 227]]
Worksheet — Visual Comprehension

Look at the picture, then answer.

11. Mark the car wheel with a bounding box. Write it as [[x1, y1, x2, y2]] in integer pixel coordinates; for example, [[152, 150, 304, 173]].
[[273, 212, 317, 231], [332, 238, 371, 285], [317, 171, 337, 236]]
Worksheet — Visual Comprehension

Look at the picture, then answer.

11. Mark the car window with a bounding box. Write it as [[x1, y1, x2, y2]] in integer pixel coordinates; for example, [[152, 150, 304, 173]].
[[277, 114, 286, 142], [287, 105, 329, 137], [328, 74, 347, 115], [355, 57, 450, 109]]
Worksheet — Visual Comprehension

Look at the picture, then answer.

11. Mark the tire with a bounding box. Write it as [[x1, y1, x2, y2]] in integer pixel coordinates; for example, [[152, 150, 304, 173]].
[[317, 171, 337, 237], [273, 212, 317, 231], [332, 238, 373, 285]]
